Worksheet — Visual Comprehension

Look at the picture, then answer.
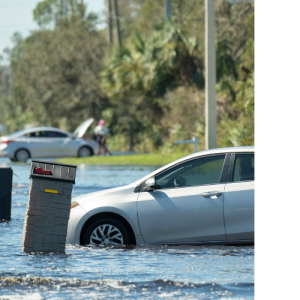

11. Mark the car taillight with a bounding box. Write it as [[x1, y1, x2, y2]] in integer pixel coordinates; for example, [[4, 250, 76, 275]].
[[1, 140, 15, 144]]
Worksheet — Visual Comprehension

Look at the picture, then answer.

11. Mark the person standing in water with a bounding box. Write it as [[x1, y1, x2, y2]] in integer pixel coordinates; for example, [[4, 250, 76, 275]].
[[94, 120, 113, 156]]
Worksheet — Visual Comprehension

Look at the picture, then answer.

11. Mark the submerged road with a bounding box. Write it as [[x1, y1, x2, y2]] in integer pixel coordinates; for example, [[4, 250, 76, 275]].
[[0, 159, 254, 299]]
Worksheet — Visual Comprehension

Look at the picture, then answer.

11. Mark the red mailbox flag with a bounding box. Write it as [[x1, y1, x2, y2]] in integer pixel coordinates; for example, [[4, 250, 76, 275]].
[[34, 167, 52, 175]]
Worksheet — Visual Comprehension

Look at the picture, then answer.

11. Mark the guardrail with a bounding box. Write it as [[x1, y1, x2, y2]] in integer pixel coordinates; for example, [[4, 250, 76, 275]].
[[175, 136, 200, 153]]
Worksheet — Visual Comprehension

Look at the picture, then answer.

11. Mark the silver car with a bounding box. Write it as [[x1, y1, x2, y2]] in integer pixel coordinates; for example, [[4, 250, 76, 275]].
[[0, 118, 97, 162], [67, 146, 254, 246]]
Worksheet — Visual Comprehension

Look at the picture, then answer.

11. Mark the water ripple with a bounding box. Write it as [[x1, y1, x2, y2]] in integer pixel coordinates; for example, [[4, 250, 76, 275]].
[[0, 276, 254, 299], [0, 163, 254, 299]]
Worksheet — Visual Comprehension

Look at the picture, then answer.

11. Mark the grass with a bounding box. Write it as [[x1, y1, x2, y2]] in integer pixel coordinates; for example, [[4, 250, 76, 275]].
[[57, 152, 190, 166]]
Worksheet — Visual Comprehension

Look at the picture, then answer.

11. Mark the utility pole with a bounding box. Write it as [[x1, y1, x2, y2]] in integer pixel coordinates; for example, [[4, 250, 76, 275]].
[[205, 0, 217, 149], [113, 0, 122, 47], [165, 0, 172, 18], [107, 0, 113, 46]]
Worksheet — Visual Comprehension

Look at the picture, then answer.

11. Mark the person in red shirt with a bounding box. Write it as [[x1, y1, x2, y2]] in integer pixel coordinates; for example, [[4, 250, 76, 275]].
[[94, 120, 112, 156]]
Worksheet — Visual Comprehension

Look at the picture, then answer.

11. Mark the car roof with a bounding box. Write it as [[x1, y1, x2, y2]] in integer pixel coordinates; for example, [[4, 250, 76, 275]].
[[134, 146, 254, 185], [185, 146, 254, 159], [25, 127, 69, 132]]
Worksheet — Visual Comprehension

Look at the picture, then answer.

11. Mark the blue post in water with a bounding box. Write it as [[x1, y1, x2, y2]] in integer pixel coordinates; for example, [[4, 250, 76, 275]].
[[0, 168, 13, 221]]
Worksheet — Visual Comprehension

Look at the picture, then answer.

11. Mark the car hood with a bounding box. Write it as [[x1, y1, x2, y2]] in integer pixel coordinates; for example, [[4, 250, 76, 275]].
[[73, 118, 94, 138], [72, 182, 137, 205]]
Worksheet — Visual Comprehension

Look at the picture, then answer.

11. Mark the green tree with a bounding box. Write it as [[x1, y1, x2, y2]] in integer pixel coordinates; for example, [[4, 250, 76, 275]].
[[102, 21, 203, 150], [3, 0, 254, 152], [33, 0, 97, 28], [217, 13, 254, 147], [10, 9, 109, 132]]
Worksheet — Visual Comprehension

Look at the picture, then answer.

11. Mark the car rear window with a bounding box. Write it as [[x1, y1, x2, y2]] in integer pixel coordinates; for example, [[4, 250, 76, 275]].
[[7, 130, 26, 137], [233, 154, 254, 182]]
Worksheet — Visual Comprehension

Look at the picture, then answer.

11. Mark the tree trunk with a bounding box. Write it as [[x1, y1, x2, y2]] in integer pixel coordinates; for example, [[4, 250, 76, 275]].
[[178, 0, 183, 24], [113, 0, 122, 47], [107, 0, 113, 46]]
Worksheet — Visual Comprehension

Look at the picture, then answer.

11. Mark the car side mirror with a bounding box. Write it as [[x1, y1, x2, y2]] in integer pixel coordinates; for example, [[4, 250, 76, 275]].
[[145, 177, 155, 192]]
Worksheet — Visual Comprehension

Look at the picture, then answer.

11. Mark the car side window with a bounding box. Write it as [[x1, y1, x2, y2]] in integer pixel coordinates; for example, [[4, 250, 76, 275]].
[[233, 154, 254, 182], [155, 155, 225, 189], [45, 131, 68, 138], [26, 131, 47, 138]]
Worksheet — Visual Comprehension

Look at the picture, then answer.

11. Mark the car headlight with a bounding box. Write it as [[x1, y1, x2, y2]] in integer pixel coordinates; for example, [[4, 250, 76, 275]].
[[71, 202, 79, 209]]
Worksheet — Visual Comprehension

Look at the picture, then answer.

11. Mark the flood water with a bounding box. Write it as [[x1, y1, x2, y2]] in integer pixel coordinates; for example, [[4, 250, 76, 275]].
[[0, 158, 254, 299]]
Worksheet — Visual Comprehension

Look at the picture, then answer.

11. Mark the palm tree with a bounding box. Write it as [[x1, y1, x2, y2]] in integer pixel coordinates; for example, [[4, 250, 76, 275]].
[[101, 21, 203, 150]]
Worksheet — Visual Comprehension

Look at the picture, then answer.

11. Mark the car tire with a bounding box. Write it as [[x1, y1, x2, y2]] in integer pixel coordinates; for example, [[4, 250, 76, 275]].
[[78, 146, 93, 158], [15, 149, 30, 162], [82, 218, 133, 246]]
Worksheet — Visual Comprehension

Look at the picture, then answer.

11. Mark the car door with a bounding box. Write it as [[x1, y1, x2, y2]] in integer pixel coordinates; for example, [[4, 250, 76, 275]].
[[24, 130, 53, 157], [44, 131, 77, 157], [137, 154, 230, 244], [223, 152, 255, 240]]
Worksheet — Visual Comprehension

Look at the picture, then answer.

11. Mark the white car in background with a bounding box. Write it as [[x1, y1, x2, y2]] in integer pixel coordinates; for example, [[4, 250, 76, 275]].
[[67, 146, 254, 246], [0, 118, 97, 162]]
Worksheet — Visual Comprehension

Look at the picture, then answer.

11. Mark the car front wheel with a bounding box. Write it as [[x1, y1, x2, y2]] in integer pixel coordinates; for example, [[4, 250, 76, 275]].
[[82, 218, 133, 246], [78, 146, 92, 158], [15, 149, 30, 162]]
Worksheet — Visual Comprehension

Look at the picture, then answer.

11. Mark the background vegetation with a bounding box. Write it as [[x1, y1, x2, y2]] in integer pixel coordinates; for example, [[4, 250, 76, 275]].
[[57, 152, 190, 166], [0, 0, 254, 153]]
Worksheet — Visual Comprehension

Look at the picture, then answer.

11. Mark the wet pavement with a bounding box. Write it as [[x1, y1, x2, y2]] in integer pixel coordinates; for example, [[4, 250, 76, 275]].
[[0, 158, 254, 299]]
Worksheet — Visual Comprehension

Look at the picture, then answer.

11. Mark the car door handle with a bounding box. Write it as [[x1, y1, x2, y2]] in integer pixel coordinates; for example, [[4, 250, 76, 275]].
[[201, 191, 223, 198]]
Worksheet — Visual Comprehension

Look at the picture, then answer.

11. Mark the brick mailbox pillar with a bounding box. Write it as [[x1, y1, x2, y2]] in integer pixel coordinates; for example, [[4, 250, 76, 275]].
[[22, 161, 77, 253]]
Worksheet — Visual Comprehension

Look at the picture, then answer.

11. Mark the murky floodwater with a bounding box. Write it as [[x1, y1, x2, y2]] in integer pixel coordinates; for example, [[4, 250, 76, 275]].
[[0, 158, 254, 299]]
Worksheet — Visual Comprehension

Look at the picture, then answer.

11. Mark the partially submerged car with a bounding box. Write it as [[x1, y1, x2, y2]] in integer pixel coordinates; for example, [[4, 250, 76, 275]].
[[0, 118, 97, 162], [67, 146, 254, 246]]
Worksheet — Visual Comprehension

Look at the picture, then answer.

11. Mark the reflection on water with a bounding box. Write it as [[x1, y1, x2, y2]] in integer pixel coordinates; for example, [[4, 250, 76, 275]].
[[0, 159, 254, 299]]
